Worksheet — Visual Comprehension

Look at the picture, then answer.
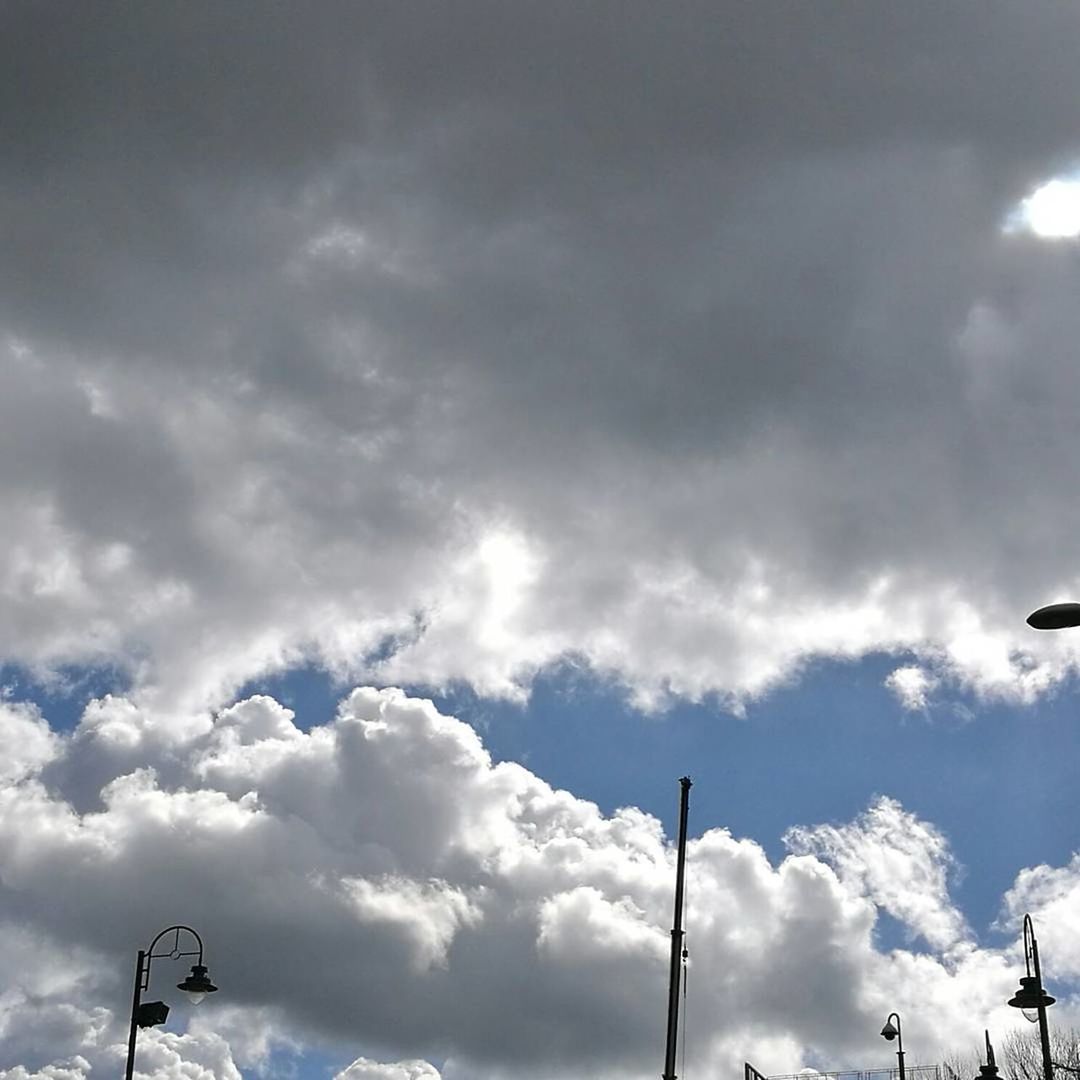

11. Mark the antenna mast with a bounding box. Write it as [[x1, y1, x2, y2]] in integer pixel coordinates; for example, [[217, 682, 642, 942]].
[[663, 776, 692, 1080]]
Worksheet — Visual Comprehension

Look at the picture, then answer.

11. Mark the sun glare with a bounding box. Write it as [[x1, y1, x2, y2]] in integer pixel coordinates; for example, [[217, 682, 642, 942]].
[[1008, 174, 1080, 239]]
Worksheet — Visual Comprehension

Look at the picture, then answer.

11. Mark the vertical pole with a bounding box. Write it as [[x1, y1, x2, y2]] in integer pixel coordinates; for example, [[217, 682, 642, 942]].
[[1032, 938, 1054, 1080], [663, 776, 692, 1080], [1037, 1007, 1054, 1080], [896, 1027, 906, 1080], [124, 950, 145, 1080]]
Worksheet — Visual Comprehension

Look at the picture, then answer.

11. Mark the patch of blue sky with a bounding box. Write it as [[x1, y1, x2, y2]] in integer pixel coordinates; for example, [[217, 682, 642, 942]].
[[415, 655, 1080, 946], [249, 1039, 445, 1080], [239, 652, 1079, 946], [247, 1039, 356, 1080], [0, 659, 130, 733], [235, 662, 345, 732], [244, 652, 1080, 945]]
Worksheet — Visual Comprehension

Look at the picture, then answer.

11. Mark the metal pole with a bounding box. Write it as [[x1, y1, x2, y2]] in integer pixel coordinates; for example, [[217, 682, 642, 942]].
[[1032, 936, 1055, 1080], [896, 1026, 906, 1080], [663, 776, 692, 1080], [124, 949, 145, 1080]]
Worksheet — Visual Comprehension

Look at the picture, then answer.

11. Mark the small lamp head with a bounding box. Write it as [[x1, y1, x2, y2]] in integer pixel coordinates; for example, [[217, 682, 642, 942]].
[[176, 963, 218, 1005]]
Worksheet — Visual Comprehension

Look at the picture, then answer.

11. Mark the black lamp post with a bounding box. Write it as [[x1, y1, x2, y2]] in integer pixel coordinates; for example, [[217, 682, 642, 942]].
[[124, 924, 218, 1080], [881, 1012, 907, 1080], [1007, 913, 1055, 1080]]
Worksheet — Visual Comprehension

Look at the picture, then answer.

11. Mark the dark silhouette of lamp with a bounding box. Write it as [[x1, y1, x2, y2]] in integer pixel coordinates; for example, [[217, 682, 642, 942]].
[[975, 1031, 1000, 1080], [176, 963, 218, 1005], [881, 1012, 907, 1080], [125, 925, 219, 1080], [1007, 914, 1055, 1080], [1027, 603, 1080, 630], [1009, 975, 1056, 1021]]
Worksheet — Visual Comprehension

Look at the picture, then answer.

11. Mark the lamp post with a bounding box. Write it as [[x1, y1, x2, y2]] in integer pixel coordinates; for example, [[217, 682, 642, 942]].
[[124, 924, 218, 1080], [1007, 913, 1055, 1080], [881, 1012, 906, 1080], [975, 1031, 1000, 1080]]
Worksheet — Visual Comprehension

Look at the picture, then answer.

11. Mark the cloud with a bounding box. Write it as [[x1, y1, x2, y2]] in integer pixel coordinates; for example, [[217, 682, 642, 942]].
[[0, 687, 1063, 1078], [8, 8, 1080, 1079], [0, 1062, 92, 1080], [2, 6, 1080, 712], [884, 666, 938, 711], [1001, 855, 1080, 980], [0, 702, 58, 782], [340, 875, 481, 971], [336, 1060, 442, 1080], [124, 1030, 243, 1080], [785, 796, 969, 953]]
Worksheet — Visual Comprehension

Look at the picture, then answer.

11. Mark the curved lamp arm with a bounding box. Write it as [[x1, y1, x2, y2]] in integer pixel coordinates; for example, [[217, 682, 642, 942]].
[[140, 925, 205, 991], [1024, 914, 1042, 982]]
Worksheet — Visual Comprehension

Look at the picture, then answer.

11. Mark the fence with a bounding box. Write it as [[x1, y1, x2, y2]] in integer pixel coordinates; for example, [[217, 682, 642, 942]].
[[749, 1063, 942, 1080]]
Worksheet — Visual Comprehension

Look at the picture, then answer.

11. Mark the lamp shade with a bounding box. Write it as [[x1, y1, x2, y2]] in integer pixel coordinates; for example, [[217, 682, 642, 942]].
[[176, 963, 218, 1005], [881, 1020, 899, 1041], [1007, 976, 1055, 1013], [1027, 603, 1080, 630]]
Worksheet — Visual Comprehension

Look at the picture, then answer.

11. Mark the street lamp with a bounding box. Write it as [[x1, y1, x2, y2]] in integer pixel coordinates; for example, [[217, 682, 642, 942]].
[[881, 1012, 907, 1080], [1027, 603, 1080, 630], [124, 924, 218, 1080], [975, 1031, 1000, 1080], [1007, 913, 1055, 1080]]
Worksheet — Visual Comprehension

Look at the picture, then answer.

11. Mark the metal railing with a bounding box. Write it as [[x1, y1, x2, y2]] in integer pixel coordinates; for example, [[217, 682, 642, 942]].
[[750, 1064, 941, 1080]]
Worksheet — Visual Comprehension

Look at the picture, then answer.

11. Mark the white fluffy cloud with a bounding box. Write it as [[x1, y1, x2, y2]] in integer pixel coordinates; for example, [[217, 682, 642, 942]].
[[1001, 856, 1080, 980], [884, 666, 938, 712], [785, 797, 970, 954], [336, 1060, 442, 1080], [0, 687, 1071, 1078]]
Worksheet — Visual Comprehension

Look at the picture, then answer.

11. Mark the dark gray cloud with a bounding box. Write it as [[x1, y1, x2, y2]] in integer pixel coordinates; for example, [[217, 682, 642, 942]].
[[4, 3, 1080, 707]]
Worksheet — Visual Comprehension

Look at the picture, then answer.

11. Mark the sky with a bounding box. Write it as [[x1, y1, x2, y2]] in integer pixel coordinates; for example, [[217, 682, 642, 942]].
[[7, 3, 1080, 1078]]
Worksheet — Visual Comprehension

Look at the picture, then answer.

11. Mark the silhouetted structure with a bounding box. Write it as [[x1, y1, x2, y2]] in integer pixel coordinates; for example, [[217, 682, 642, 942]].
[[125, 924, 218, 1080], [1027, 603, 1080, 630], [663, 776, 692, 1080], [1007, 913, 1056, 1080], [976, 1030, 1001, 1080], [882, 1012, 907, 1080]]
